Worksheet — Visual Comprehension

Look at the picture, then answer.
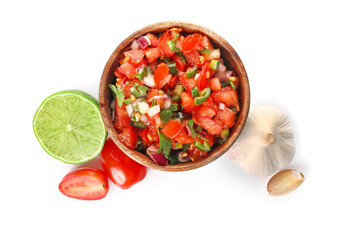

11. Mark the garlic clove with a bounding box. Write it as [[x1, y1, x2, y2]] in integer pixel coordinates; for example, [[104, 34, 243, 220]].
[[267, 169, 304, 196]]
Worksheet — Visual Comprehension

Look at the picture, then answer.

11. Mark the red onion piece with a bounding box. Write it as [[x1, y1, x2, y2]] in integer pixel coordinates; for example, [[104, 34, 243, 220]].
[[110, 99, 115, 110], [163, 97, 171, 109], [146, 145, 168, 166], [217, 59, 226, 72], [131, 40, 140, 50], [214, 70, 234, 81], [219, 103, 226, 110], [140, 114, 150, 126], [137, 36, 150, 49], [111, 109, 116, 122], [184, 125, 191, 137]]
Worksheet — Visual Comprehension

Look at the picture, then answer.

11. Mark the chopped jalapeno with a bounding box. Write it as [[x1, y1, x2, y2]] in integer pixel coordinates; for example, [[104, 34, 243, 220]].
[[152, 99, 157, 106], [194, 87, 211, 105], [171, 103, 178, 111], [174, 84, 185, 95], [221, 129, 230, 139], [199, 49, 211, 56], [194, 140, 211, 152], [132, 121, 147, 129], [209, 60, 220, 70], [191, 86, 200, 98], [172, 94, 181, 102], [186, 66, 198, 79], [167, 62, 178, 76]]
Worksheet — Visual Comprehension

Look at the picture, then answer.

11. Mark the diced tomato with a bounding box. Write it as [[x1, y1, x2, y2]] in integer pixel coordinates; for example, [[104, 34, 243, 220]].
[[114, 101, 130, 131], [118, 125, 137, 149], [207, 49, 221, 61], [181, 33, 203, 53], [212, 86, 239, 108], [192, 114, 223, 135], [181, 92, 196, 112], [171, 54, 186, 72], [183, 50, 201, 67], [169, 75, 178, 87], [158, 30, 174, 57], [146, 88, 159, 100], [124, 50, 145, 65], [195, 130, 214, 147], [139, 126, 159, 146], [180, 73, 197, 94], [197, 62, 210, 91], [122, 82, 133, 98], [201, 96, 213, 107], [201, 36, 214, 50], [209, 77, 221, 92], [144, 47, 161, 63], [217, 108, 235, 129], [197, 106, 216, 118], [132, 58, 148, 68], [161, 119, 183, 139], [154, 63, 172, 89], [146, 33, 159, 47], [188, 147, 208, 161], [175, 129, 194, 144], [114, 68, 125, 79], [117, 61, 136, 79]]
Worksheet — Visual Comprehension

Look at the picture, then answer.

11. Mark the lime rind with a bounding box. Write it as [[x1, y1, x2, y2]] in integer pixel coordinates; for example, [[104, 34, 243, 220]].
[[33, 90, 107, 164]]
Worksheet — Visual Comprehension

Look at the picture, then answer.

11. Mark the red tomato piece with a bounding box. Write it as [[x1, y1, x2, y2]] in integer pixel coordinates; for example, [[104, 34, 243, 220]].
[[181, 92, 196, 112], [169, 75, 178, 87], [197, 62, 210, 91], [117, 61, 136, 79], [217, 108, 235, 129], [118, 125, 137, 150], [122, 82, 133, 98], [201, 36, 214, 50], [211, 86, 239, 108], [161, 119, 184, 139], [171, 53, 186, 72], [180, 72, 197, 94], [114, 101, 130, 131], [114, 68, 125, 79], [144, 47, 161, 63], [197, 106, 216, 118], [139, 128, 150, 146], [182, 33, 203, 53], [146, 33, 159, 47], [100, 138, 147, 189], [183, 50, 201, 67], [154, 63, 171, 89], [175, 129, 194, 144], [209, 77, 221, 92], [58, 168, 109, 200], [124, 50, 144, 65], [158, 30, 175, 57], [188, 147, 208, 161], [193, 114, 223, 135]]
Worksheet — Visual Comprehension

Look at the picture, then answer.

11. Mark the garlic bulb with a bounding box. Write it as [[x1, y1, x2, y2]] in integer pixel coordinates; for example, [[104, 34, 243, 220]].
[[227, 106, 295, 177]]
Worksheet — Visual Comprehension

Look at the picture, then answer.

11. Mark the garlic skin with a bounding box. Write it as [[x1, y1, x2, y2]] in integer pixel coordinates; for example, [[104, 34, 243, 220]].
[[227, 106, 295, 177]]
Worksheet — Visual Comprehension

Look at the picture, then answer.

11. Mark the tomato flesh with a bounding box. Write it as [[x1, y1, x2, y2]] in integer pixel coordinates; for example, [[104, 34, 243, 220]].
[[118, 125, 137, 150], [58, 168, 109, 200], [100, 138, 147, 189], [193, 114, 223, 135], [161, 119, 184, 139], [212, 86, 239, 108]]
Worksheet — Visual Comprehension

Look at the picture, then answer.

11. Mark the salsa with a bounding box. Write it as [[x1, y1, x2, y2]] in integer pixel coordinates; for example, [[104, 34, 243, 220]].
[[109, 28, 240, 165]]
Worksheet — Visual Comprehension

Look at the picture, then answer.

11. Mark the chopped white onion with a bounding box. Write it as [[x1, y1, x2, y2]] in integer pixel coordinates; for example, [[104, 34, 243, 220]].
[[194, 73, 200, 81], [138, 102, 149, 114], [147, 105, 160, 117], [142, 72, 155, 87], [163, 97, 171, 109], [219, 103, 226, 110], [125, 104, 133, 118]]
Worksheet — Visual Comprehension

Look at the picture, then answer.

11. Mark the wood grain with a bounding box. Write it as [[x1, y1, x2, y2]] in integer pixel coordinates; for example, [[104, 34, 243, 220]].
[[99, 21, 250, 171]]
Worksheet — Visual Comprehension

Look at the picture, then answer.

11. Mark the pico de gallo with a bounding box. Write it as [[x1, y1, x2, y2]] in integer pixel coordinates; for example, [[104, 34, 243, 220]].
[[109, 28, 240, 166]]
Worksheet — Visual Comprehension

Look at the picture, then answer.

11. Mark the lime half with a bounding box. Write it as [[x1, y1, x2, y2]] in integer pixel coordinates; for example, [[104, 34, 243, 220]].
[[33, 90, 107, 164]]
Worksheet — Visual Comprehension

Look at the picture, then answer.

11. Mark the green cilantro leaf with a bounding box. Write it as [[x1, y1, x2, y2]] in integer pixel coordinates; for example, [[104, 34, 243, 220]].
[[160, 109, 173, 122], [157, 131, 172, 156], [109, 84, 125, 107]]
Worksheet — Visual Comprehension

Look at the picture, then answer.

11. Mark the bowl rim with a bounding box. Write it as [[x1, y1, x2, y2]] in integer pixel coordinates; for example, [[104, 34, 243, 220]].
[[99, 21, 250, 171]]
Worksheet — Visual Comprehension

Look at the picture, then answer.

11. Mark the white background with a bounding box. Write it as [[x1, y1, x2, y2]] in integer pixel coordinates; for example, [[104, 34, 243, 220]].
[[1, 0, 341, 239]]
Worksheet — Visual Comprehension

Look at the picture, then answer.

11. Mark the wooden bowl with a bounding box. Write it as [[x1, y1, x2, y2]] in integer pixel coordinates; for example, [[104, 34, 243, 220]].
[[99, 21, 250, 171]]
